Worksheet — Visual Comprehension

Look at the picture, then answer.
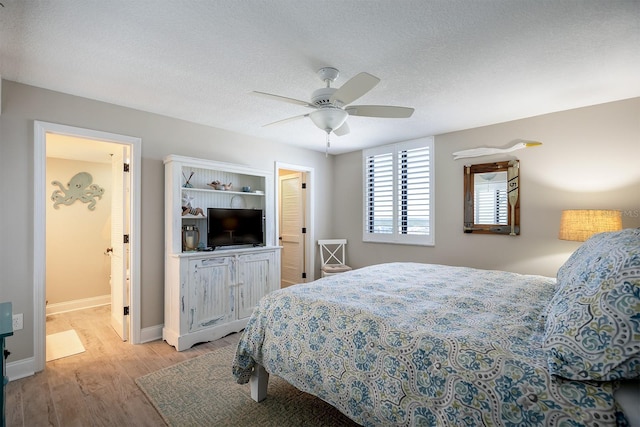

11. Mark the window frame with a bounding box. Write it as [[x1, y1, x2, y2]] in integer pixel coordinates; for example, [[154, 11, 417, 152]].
[[362, 137, 435, 246]]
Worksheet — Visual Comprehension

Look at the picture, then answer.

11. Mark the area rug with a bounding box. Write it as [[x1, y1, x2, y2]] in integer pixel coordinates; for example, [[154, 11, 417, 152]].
[[46, 329, 86, 361], [136, 344, 359, 426]]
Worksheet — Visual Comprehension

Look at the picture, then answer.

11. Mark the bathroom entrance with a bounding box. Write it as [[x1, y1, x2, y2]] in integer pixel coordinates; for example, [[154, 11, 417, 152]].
[[34, 121, 142, 371]]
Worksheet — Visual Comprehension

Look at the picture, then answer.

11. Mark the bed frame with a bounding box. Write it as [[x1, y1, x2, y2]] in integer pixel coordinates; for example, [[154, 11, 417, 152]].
[[249, 364, 269, 402]]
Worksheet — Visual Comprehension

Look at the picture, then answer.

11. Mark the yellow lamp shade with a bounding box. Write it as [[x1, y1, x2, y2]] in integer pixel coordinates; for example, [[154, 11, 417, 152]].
[[558, 209, 622, 242]]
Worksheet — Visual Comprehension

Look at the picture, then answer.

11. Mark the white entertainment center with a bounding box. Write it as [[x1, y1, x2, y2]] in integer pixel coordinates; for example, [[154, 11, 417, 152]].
[[163, 155, 281, 351]]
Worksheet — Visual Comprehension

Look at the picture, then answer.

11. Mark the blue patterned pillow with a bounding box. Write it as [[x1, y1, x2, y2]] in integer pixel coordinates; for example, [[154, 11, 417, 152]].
[[543, 228, 640, 381]]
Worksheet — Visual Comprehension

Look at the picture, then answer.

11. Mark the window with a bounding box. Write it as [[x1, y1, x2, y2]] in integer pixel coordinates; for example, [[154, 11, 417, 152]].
[[363, 137, 434, 245]]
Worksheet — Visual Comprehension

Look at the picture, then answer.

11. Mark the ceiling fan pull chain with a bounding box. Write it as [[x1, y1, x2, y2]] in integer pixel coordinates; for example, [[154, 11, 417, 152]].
[[325, 132, 330, 157]]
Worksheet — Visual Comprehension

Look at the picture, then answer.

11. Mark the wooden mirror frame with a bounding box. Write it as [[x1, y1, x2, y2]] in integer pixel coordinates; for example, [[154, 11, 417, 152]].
[[463, 160, 520, 235]]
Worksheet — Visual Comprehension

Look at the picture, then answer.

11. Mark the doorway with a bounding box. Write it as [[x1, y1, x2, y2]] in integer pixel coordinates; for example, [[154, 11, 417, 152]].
[[34, 121, 141, 372], [276, 162, 315, 287]]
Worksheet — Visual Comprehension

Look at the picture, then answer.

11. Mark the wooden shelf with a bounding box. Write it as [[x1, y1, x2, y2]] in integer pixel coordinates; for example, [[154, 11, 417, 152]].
[[181, 187, 264, 197], [181, 214, 207, 219]]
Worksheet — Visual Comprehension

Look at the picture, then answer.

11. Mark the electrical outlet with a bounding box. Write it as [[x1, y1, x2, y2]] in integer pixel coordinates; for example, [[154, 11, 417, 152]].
[[12, 313, 23, 330]]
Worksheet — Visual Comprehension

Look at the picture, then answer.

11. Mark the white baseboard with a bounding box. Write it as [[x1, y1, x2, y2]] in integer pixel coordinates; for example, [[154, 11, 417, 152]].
[[7, 357, 36, 381], [46, 295, 110, 315], [6, 320, 163, 382], [140, 324, 163, 343]]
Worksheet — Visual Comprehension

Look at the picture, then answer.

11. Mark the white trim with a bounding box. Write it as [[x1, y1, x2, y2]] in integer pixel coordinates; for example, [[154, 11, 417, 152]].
[[275, 162, 315, 282], [33, 121, 142, 373], [6, 357, 35, 382], [46, 295, 111, 316], [33, 122, 47, 372], [139, 324, 163, 343]]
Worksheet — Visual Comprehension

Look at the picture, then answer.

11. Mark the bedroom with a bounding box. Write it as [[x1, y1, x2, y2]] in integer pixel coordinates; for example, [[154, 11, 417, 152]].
[[1, 1, 639, 425]]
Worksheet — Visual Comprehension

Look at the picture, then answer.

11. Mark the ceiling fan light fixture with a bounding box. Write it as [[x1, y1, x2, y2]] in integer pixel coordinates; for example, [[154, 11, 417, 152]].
[[255, 67, 413, 145], [309, 108, 348, 133]]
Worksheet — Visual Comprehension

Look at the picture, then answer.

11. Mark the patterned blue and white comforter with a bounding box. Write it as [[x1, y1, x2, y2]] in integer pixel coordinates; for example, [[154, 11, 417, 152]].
[[232, 262, 626, 426]]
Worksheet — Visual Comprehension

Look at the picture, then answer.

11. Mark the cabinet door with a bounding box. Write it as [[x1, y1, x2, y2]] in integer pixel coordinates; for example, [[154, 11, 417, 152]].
[[236, 251, 276, 319], [188, 257, 233, 332]]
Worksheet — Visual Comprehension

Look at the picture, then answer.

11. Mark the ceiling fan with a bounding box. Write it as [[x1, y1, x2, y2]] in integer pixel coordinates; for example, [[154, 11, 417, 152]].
[[254, 67, 414, 152]]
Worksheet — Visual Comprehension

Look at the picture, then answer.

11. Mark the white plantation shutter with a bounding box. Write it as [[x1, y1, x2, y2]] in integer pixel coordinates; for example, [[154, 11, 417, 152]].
[[366, 152, 394, 234], [364, 137, 434, 245], [398, 146, 431, 236]]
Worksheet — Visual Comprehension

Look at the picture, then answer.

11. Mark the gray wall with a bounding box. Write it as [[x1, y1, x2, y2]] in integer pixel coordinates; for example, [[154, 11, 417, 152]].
[[334, 97, 640, 277], [0, 80, 334, 361], [46, 158, 112, 305], [1, 78, 638, 365]]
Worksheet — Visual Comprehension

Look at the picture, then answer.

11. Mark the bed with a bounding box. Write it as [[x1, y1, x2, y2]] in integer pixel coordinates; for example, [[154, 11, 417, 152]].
[[232, 228, 640, 426]]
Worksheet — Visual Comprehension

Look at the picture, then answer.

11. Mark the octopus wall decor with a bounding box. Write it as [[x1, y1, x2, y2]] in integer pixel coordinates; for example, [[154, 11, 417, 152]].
[[51, 172, 105, 210]]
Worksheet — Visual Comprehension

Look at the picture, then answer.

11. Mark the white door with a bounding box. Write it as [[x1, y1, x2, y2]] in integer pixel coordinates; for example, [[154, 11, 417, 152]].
[[110, 146, 129, 340], [279, 172, 306, 288]]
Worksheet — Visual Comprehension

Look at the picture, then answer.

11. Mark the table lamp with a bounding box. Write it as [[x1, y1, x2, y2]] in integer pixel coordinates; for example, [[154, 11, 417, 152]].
[[558, 209, 622, 242]]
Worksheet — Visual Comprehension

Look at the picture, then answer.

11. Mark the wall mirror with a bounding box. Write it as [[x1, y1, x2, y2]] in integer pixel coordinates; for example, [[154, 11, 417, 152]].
[[463, 160, 520, 235]]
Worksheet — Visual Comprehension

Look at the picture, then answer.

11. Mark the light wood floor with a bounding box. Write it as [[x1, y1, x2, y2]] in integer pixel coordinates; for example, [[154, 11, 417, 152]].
[[5, 305, 239, 427]]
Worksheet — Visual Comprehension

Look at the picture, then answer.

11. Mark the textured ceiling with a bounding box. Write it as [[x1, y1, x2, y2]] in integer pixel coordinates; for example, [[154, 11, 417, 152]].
[[1, 1, 639, 154]]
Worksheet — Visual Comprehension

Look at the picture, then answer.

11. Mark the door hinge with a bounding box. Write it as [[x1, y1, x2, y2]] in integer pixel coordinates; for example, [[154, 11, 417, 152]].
[[123, 306, 129, 316], [302, 272, 307, 279], [301, 227, 306, 234], [123, 234, 130, 244], [123, 163, 130, 172], [301, 182, 307, 189]]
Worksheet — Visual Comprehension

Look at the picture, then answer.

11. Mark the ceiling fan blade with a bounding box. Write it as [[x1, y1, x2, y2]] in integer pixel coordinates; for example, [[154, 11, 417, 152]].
[[346, 105, 414, 118], [252, 91, 315, 108], [263, 113, 309, 127], [333, 121, 350, 136], [330, 72, 380, 106]]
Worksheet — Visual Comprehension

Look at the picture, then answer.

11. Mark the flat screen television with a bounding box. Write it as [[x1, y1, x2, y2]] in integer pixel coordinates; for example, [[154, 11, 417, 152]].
[[207, 208, 264, 247]]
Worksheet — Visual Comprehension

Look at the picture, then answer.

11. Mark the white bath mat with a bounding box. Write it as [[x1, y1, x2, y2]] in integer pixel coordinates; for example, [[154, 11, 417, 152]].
[[46, 329, 86, 361]]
